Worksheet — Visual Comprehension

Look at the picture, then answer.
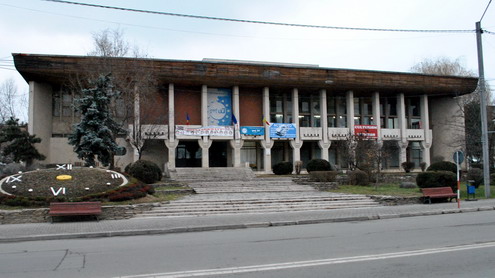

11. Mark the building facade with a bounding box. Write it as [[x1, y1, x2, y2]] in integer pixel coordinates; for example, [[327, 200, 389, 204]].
[[13, 54, 478, 173]]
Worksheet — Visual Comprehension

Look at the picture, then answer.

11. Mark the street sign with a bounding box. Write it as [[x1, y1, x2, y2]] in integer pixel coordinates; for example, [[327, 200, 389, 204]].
[[453, 150, 464, 165]]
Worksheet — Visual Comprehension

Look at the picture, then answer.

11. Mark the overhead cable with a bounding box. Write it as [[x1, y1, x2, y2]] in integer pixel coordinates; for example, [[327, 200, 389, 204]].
[[44, 0, 475, 34]]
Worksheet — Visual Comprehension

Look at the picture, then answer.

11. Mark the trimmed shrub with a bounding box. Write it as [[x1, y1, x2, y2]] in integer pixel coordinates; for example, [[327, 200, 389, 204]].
[[310, 171, 338, 182], [426, 161, 457, 174], [466, 168, 483, 188], [306, 159, 334, 173], [127, 160, 162, 184], [272, 161, 293, 175], [420, 162, 427, 172], [401, 162, 415, 173], [416, 171, 457, 191], [347, 169, 369, 186]]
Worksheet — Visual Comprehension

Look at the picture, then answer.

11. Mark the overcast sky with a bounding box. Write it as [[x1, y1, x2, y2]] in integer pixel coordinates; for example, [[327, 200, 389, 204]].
[[1, 0, 495, 121]]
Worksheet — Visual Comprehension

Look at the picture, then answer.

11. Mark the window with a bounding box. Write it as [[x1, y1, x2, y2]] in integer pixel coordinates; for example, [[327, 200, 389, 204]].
[[354, 97, 373, 125], [298, 92, 321, 127], [270, 92, 292, 124], [327, 95, 347, 128], [380, 97, 398, 128], [406, 97, 421, 129]]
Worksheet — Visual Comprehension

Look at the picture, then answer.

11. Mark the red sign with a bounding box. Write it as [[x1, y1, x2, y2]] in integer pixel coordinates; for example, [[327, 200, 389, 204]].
[[354, 125, 378, 139]]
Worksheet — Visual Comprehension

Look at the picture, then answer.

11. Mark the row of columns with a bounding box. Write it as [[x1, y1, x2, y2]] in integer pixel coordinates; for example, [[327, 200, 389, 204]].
[[132, 84, 432, 173]]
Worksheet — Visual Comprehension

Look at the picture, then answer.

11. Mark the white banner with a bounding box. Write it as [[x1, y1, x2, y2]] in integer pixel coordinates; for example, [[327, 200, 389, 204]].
[[176, 126, 234, 136]]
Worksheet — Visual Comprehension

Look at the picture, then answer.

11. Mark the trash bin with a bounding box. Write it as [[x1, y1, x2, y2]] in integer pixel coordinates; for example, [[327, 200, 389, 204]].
[[466, 180, 477, 200]]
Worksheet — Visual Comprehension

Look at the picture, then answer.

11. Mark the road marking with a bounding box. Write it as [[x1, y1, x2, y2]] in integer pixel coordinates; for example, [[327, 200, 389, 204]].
[[117, 241, 495, 278]]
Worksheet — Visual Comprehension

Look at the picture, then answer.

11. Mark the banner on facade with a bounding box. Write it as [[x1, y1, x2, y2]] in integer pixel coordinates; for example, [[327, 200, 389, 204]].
[[270, 123, 297, 138], [354, 125, 378, 139], [176, 126, 234, 136], [207, 88, 232, 126], [240, 126, 265, 136]]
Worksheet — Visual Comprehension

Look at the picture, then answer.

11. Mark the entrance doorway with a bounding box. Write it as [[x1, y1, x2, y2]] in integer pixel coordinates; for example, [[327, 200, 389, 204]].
[[176, 141, 201, 167], [209, 141, 228, 167]]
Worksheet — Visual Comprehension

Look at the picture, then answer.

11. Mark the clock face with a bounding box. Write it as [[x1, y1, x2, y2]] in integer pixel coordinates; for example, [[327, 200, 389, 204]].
[[0, 164, 127, 198]]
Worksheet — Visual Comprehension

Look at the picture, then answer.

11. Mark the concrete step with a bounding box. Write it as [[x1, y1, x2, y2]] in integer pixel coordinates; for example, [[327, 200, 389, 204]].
[[172, 167, 256, 182], [135, 202, 379, 218]]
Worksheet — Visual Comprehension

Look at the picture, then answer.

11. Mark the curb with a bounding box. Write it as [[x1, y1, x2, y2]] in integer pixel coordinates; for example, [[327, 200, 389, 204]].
[[1, 206, 494, 243]]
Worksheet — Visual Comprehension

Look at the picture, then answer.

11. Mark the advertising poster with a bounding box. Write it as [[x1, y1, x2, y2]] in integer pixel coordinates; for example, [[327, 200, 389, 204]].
[[354, 125, 378, 139], [176, 126, 234, 136], [207, 88, 232, 126], [270, 123, 297, 138], [240, 126, 265, 136]]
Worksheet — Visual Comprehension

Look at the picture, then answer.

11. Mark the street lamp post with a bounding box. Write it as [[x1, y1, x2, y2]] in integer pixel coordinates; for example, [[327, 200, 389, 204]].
[[475, 21, 491, 198]]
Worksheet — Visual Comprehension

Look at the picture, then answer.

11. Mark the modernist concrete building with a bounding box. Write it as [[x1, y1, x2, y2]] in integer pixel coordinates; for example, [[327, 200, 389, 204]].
[[13, 54, 478, 173]]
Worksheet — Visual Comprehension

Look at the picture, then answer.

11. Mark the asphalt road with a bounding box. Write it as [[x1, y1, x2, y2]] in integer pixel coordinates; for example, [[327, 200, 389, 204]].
[[1, 211, 495, 278]]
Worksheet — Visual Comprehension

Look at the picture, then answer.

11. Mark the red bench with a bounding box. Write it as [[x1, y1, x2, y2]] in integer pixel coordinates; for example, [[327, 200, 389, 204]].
[[421, 187, 457, 204], [49, 202, 102, 222]]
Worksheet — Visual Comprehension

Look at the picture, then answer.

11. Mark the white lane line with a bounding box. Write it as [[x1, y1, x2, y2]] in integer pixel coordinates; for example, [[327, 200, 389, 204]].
[[117, 241, 495, 278]]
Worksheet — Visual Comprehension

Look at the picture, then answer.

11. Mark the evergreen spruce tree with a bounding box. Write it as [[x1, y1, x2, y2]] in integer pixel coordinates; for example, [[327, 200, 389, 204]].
[[68, 74, 125, 167], [0, 117, 45, 167]]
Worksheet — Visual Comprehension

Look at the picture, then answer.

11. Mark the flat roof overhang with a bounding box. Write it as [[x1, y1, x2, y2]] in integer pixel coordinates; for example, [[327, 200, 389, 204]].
[[13, 53, 478, 97]]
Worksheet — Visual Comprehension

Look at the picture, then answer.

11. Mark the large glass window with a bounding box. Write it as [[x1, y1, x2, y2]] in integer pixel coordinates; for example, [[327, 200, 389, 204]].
[[327, 95, 347, 128], [354, 97, 373, 125], [406, 97, 421, 129], [407, 141, 422, 168], [298, 92, 321, 127], [270, 92, 293, 124], [380, 97, 398, 128]]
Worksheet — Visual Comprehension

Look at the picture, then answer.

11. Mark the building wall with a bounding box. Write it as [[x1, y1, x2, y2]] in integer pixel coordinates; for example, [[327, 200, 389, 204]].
[[28, 82, 53, 162], [429, 97, 464, 162], [239, 88, 263, 126], [175, 86, 201, 125], [141, 89, 168, 125]]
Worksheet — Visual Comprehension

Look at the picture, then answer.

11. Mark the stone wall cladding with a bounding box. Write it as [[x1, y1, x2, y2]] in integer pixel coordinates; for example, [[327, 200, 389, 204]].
[[0, 203, 157, 224]]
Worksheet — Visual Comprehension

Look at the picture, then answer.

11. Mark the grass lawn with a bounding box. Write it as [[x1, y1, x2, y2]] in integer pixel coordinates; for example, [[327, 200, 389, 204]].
[[328, 182, 495, 199]]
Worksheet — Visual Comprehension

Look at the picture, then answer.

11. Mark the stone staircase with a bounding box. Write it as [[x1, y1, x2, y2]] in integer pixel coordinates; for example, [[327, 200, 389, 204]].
[[136, 168, 380, 218]]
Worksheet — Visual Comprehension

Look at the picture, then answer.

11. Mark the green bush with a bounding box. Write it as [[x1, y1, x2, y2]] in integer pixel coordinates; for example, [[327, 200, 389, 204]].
[[272, 161, 293, 175], [426, 161, 457, 174], [419, 162, 427, 172], [306, 159, 334, 173], [347, 169, 369, 186], [401, 162, 415, 173], [127, 160, 162, 184], [416, 171, 457, 191], [309, 171, 338, 182], [78, 178, 155, 202], [466, 168, 483, 188]]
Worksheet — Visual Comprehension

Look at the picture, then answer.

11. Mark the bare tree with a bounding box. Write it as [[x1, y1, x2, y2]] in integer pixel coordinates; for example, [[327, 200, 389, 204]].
[[410, 57, 475, 77], [0, 78, 27, 123], [65, 28, 165, 166], [410, 57, 491, 168]]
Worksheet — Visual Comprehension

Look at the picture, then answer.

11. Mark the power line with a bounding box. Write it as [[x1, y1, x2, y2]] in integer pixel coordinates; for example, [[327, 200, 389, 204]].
[[480, 0, 493, 22], [44, 0, 476, 34]]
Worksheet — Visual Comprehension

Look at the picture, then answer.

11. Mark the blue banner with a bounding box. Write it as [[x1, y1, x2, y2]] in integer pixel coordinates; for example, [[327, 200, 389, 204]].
[[240, 126, 265, 136], [270, 123, 297, 138], [207, 88, 232, 126]]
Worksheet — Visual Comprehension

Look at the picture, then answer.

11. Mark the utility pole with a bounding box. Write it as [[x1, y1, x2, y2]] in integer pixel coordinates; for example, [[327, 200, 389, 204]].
[[475, 21, 491, 198]]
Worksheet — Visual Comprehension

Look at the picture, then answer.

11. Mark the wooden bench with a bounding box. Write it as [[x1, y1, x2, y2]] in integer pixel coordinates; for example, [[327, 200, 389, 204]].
[[49, 202, 102, 222], [421, 187, 457, 204]]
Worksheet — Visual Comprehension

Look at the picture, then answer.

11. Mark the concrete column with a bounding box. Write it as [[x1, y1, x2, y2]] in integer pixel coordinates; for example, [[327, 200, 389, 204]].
[[164, 140, 179, 170], [420, 94, 431, 167], [399, 141, 409, 165], [372, 92, 381, 137], [168, 83, 175, 142], [201, 85, 208, 126], [229, 140, 244, 167], [28, 81, 52, 162], [198, 138, 212, 168], [292, 88, 301, 166], [346, 91, 354, 132], [132, 85, 141, 163], [233, 85, 240, 140], [262, 87, 272, 173], [398, 93, 407, 138], [319, 89, 330, 161]]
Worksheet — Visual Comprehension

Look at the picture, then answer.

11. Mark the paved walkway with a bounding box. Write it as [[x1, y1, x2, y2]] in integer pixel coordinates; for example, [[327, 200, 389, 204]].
[[1, 199, 494, 243]]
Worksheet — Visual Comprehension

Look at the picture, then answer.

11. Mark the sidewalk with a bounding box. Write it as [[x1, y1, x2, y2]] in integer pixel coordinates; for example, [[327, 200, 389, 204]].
[[1, 199, 494, 243]]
